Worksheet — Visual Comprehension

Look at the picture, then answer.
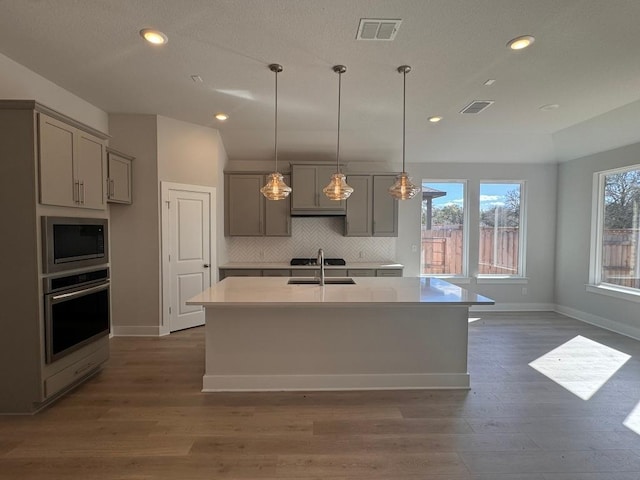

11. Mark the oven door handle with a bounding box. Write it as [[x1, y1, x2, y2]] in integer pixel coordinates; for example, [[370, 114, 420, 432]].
[[51, 282, 110, 302]]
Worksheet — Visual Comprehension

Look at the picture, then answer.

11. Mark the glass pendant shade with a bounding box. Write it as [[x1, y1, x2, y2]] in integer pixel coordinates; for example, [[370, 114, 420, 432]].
[[388, 172, 420, 200], [323, 64, 353, 201], [323, 172, 353, 200], [260, 172, 292, 200], [389, 65, 421, 200], [261, 63, 291, 200]]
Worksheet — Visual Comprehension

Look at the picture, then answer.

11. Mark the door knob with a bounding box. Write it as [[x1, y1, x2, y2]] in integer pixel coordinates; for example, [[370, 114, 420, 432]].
[[203, 264, 210, 268]]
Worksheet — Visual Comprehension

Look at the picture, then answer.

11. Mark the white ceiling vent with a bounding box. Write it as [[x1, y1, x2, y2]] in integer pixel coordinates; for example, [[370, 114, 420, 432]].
[[356, 18, 402, 41], [460, 100, 494, 114]]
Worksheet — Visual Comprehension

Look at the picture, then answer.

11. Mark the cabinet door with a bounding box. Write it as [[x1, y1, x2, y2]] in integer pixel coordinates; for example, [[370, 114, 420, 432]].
[[38, 114, 76, 207], [226, 174, 264, 236], [262, 269, 291, 277], [265, 174, 291, 236], [348, 269, 375, 277], [291, 165, 318, 210], [107, 152, 132, 204], [376, 269, 403, 277], [372, 175, 398, 237], [345, 175, 372, 236], [76, 132, 106, 210], [316, 165, 346, 210]]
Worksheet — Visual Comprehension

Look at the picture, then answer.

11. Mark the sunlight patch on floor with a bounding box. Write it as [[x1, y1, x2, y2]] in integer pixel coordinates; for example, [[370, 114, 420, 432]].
[[468, 317, 481, 323], [624, 399, 640, 435], [528, 335, 631, 400]]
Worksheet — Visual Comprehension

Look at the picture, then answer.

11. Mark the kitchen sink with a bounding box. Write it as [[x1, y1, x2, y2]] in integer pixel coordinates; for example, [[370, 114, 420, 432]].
[[287, 277, 356, 285]]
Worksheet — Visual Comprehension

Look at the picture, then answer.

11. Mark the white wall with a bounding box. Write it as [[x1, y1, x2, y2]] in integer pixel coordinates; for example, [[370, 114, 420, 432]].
[[108, 115, 161, 333], [396, 162, 558, 308], [109, 114, 227, 334], [555, 142, 640, 339], [0, 52, 107, 132]]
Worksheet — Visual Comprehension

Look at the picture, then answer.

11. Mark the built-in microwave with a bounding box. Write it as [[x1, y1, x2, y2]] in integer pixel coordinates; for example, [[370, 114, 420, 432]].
[[42, 216, 108, 273]]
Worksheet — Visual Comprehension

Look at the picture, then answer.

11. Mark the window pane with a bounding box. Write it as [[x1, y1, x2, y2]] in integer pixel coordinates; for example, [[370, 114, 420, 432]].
[[600, 169, 640, 290], [421, 182, 465, 275], [479, 183, 521, 275]]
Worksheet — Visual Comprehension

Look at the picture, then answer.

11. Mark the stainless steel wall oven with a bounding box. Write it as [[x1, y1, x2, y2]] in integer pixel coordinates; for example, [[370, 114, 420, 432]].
[[43, 268, 110, 364]]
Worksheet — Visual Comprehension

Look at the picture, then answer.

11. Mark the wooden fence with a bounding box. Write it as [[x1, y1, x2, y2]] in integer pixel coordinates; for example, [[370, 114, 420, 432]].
[[602, 229, 640, 288], [421, 227, 519, 275], [421, 227, 640, 286]]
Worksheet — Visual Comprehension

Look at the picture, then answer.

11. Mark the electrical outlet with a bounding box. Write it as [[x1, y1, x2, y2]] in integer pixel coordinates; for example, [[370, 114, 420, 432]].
[[358, 251, 364, 259], [521, 287, 528, 295], [411, 244, 418, 253]]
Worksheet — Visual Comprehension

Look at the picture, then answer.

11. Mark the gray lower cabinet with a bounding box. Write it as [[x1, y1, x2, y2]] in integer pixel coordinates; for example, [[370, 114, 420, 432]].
[[290, 164, 346, 215], [225, 173, 291, 236], [348, 269, 375, 277], [219, 269, 263, 280], [262, 269, 291, 277], [376, 269, 403, 277], [290, 269, 317, 277], [345, 174, 398, 237]]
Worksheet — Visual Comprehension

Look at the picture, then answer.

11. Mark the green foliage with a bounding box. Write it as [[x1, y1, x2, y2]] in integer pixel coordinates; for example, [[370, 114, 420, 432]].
[[431, 204, 464, 226], [480, 188, 520, 227]]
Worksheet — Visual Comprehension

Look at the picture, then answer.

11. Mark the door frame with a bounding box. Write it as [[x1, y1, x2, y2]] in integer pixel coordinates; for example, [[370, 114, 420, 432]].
[[160, 182, 217, 336]]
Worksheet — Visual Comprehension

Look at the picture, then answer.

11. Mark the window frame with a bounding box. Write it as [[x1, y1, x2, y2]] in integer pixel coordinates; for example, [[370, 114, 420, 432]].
[[476, 180, 527, 279], [420, 179, 470, 279], [588, 164, 640, 302]]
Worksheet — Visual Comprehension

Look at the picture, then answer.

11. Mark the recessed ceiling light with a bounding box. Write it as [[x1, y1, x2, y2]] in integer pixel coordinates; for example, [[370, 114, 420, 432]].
[[483, 79, 496, 86], [539, 104, 560, 111], [428, 116, 443, 123], [140, 29, 168, 45], [215, 113, 229, 121], [507, 35, 535, 50], [190, 75, 203, 83]]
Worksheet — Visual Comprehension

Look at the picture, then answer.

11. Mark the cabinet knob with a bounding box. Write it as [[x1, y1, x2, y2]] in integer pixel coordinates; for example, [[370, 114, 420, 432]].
[[203, 264, 210, 268]]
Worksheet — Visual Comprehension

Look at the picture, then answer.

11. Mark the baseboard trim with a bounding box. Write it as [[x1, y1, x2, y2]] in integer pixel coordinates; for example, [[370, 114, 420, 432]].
[[554, 304, 640, 341], [112, 326, 168, 337], [470, 303, 555, 312], [202, 373, 470, 392]]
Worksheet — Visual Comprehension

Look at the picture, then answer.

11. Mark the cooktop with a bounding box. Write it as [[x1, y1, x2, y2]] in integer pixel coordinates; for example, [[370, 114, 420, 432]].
[[290, 258, 346, 266]]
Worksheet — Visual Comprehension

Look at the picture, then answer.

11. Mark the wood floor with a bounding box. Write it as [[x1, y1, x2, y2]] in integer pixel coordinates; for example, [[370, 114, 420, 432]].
[[1, 312, 640, 479]]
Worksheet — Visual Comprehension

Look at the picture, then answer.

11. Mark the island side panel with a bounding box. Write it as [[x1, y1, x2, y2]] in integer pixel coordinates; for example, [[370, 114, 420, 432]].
[[203, 305, 470, 391]]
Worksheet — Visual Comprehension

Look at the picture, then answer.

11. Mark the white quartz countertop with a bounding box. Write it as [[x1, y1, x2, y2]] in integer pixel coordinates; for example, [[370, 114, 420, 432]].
[[187, 277, 494, 306], [219, 262, 404, 270]]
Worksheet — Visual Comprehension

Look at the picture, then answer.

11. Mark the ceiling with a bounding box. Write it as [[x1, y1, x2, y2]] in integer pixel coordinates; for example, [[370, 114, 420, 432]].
[[2, 0, 640, 165]]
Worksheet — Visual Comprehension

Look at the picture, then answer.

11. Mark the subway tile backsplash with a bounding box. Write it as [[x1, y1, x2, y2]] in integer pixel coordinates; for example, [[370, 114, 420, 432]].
[[227, 217, 396, 262]]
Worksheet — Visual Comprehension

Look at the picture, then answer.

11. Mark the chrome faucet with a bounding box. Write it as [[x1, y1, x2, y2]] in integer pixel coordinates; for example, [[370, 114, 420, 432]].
[[317, 248, 325, 286]]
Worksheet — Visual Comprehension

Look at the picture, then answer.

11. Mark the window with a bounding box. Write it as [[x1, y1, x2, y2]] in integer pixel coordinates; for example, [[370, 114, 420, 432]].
[[591, 166, 640, 294], [421, 181, 467, 276], [478, 182, 524, 277]]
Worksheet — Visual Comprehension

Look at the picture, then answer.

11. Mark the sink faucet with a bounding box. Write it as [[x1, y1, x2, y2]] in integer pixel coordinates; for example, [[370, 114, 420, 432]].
[[317, 248, 325, 286]]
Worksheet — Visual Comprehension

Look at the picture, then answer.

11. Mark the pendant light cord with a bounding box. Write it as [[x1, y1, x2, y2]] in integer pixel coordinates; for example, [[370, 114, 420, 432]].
[[336, 70, 341, 173], [402, 67, 406, 174], [274, 67, 278, 172]]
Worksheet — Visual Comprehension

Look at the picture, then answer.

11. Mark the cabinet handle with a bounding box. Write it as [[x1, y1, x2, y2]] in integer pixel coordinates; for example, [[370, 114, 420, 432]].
[[106, 178, 111, 198], [110, 179, 115, 197], [74, 181, 79, 203], [80, 181, 85, 204]]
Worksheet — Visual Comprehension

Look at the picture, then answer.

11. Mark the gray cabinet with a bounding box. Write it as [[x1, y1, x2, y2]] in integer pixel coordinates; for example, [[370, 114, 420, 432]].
[[372, 175, 398, 236], [291, 164, 346, 215], [376, 269, 403, 277], [344, 175, 372, 236], [225, 173, 291, 237], [39, 113, 107, 210], [345, 174, 398, 237], [107, 148, 134, 204]]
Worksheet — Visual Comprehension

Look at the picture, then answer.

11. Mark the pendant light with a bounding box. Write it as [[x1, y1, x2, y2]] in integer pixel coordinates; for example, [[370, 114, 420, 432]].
[[260, 63, 292, 200], [323, 65, 353, 201], [388, 65, 421, 200]]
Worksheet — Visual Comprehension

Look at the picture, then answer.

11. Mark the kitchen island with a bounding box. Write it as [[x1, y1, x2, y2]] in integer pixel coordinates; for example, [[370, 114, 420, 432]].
[[187, 277, 494, 391]]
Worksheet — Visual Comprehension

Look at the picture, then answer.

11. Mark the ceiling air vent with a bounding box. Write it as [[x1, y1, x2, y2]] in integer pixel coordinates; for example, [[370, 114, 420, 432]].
[[356, 18, 402, 41], [460, 100, 494, 114]]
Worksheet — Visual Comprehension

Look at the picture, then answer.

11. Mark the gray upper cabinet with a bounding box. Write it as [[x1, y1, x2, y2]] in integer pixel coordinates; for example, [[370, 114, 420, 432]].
[[225, 173, 291, 237], [372, 175, 398, 236], [107, 148, 134, 204], [345, 175, 372, 236], [345, 174, 398, 237], [290, 164, 346, 215], [39, 113, 106, 210]]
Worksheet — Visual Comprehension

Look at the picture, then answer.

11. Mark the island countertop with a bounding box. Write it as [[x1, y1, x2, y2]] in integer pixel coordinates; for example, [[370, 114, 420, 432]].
[[187, 276, 494, 307]]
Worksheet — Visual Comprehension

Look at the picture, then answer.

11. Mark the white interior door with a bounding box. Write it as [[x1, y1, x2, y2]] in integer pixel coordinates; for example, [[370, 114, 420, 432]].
[[162, 183, 215, 333]]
